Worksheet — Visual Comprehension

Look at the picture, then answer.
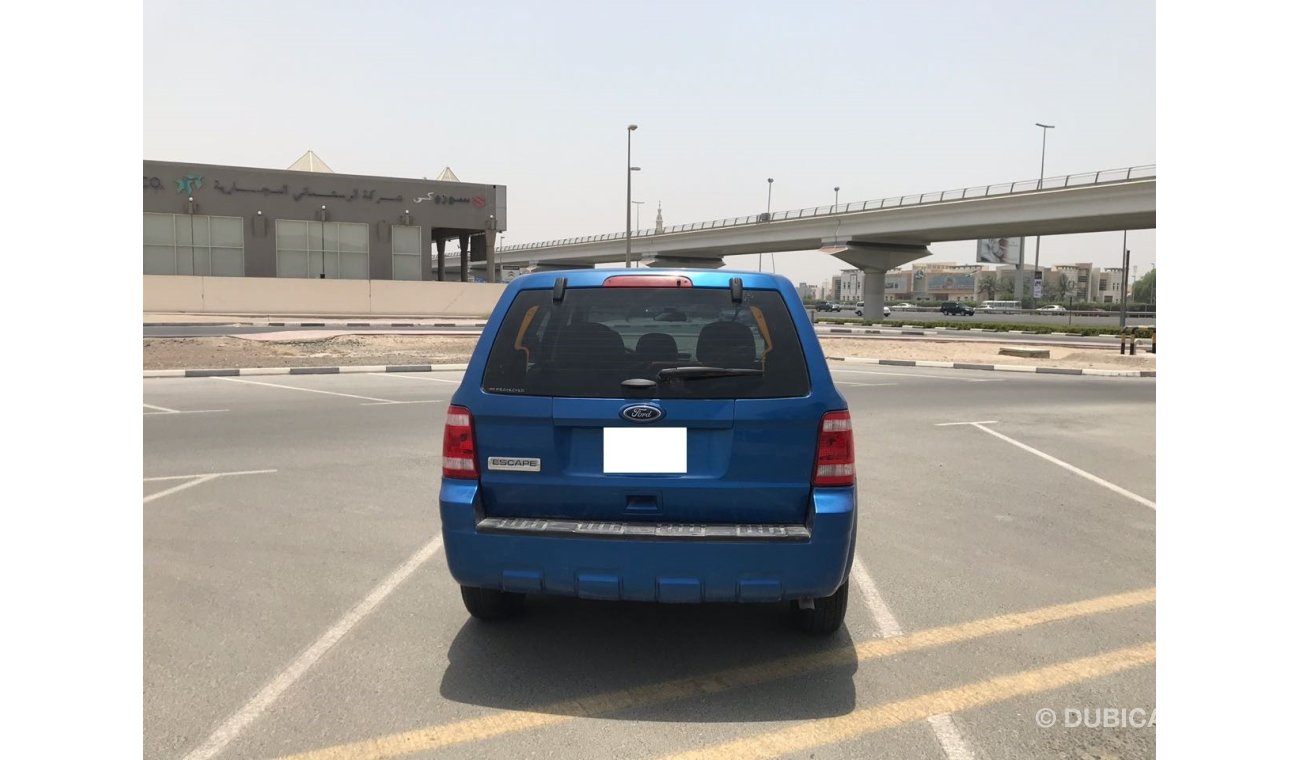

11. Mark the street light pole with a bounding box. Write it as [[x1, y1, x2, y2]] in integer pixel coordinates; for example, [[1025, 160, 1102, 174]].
[[631, 200, 644, 232], [834, 186, 840, 208], [762, 178, 773, 272], [1032, 122, 1055, 307], [625, 124, 638, 268]]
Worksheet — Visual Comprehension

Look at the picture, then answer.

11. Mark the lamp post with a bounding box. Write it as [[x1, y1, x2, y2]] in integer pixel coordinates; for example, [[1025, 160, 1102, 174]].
[[762, 178, 774, 272], [834, 186, 840, 208], [631, 200, 644, 232], [625, 124, 638, 267], [1031, 122, 1055, 308]]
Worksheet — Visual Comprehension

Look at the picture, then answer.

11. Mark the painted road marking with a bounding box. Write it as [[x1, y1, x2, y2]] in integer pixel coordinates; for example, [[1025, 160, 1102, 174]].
[[835, 382, 900, 387], [831, 368, 1001, 383], [273, 587, 1154, 760], [358, 400, 443, 406], [142, 469, 277, 504], [179, 536, 446, 760], [850, 557, 902, 638], [144, 407, 229, 415], [940, 421, 1156, 510], [850, 557, 972, 755], [210, 376, 400, 404], [372, 373, 462, 385], [143, 402, 180, 413], [927, 714, 977, 760], [143, 475, 220, 504], [657, 642, 1156, 760], [144, 469, 278, 482]]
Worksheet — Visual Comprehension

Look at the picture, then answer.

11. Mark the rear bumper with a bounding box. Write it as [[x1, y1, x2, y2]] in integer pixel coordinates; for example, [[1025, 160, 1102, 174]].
[[439, 480, 856, 603]]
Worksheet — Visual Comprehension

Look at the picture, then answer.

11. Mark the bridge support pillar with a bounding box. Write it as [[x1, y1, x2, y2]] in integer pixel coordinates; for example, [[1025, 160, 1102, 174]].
[[821, 241, 932, 319]]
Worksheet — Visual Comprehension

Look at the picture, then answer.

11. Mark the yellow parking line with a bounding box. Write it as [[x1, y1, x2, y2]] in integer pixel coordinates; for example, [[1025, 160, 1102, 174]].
[[659, 641, 1156, 760], [275, 587, 1154, 760]]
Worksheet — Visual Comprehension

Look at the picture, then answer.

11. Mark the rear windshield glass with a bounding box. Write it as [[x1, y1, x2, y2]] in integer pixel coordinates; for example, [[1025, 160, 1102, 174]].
[[481, 287, 811, 398]]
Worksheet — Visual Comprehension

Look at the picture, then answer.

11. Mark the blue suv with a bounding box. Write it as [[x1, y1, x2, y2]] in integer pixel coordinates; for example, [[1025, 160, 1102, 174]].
[[439, 269, 857, 633]]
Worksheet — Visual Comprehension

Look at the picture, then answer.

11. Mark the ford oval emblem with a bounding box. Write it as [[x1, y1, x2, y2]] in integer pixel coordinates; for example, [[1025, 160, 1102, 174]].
[[620, 404, 664, 423]]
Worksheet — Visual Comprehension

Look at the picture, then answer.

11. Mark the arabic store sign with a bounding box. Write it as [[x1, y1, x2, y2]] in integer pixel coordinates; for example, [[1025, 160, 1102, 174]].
[[213, 179, 408, 204], [144, 175, 486, 208]]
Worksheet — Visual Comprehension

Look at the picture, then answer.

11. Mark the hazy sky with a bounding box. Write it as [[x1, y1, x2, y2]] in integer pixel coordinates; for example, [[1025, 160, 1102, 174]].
[[144, 0, 1155, 287]]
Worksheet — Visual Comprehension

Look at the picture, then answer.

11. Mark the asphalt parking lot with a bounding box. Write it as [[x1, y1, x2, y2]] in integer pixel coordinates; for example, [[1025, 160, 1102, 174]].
[[144, 366, 1156, 760]]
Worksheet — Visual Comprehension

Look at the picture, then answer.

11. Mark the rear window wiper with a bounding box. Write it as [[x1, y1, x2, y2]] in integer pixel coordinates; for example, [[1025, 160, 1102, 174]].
[[656, 366, 763, 381]]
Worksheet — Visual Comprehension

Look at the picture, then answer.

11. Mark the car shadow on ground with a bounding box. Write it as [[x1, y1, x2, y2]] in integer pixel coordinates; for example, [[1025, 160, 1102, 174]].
[[438, 595, 858, 723]]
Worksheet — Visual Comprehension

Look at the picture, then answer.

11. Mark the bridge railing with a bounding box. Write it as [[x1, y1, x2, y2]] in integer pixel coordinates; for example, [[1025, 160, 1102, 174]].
[[498, 164, 1155, 253]]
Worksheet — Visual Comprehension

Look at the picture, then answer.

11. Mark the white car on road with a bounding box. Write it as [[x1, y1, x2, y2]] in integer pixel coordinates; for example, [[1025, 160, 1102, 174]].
[[1036, 305, 1067, 314]]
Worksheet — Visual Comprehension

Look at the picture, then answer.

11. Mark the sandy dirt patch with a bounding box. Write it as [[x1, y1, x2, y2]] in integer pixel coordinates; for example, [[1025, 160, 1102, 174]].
[[143, 333, 1154, 372], [143, 334, 479, 370], [819, 338, 1155, 370]]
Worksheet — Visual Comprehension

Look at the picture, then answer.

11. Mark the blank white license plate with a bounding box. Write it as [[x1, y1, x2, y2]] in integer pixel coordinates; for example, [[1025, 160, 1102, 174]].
[[603, 427, 687, 473]]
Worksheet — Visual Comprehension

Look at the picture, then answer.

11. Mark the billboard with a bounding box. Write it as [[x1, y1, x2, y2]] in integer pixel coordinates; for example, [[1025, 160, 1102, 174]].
[[927, 274, 976, 292], [976, 237, 1022, 265]]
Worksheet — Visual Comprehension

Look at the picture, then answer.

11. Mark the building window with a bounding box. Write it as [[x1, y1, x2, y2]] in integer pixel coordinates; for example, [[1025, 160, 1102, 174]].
[[275, 220, 370, 279], [391, 225, 423, 281], [144, 213, 244, 276]]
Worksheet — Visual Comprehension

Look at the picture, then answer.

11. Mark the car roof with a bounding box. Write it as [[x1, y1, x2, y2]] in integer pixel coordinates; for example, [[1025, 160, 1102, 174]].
[[504, 268, 791, 291]]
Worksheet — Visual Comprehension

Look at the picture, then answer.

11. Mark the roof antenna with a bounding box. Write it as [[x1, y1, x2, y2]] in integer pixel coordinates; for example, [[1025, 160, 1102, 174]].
[[729, 277, 743, 303], [553, 277, 567, 302]]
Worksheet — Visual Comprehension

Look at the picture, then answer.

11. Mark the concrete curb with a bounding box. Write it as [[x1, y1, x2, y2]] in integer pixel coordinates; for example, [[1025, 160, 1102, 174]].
[[263, 321, 487, 328], [144, 363, 469, 379], [817, 324, 1144, 341], [826, 355, 1155, 378]]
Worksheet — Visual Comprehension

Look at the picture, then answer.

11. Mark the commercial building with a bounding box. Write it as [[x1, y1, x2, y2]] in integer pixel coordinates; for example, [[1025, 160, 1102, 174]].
[[143, 154, 507, 282], [868, 261, 1133, 303]]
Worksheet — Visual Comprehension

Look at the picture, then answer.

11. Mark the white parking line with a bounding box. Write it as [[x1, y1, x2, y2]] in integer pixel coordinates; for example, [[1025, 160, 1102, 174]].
[[142, 469, 277, 504], [143, 475, 220, 504], [178, 536, 445, 760], [850, 557, 977, 758], [372, 372, 462, 385], [851, 556, 902, 637], [832, 368, 1001, 383], [211, 376, 400, 403], [144, 469, 278, 482], [939, 421, 1156, 510], [144, 408, 229, 415], [927, 714, 977, 760]]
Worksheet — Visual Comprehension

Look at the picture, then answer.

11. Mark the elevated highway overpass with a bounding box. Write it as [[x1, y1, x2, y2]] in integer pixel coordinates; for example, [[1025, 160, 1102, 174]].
[[461, 165, 1155, 318]]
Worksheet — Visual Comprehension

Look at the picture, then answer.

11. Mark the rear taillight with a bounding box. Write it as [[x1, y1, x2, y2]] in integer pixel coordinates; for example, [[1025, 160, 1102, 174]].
[[442, 405, 478, 479], [813, 410, 855, 486]]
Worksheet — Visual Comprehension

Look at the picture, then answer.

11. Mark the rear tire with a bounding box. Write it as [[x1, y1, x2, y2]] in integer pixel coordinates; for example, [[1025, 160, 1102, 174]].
[[460, 585, 525, 621], [795, 581, 850, 635]]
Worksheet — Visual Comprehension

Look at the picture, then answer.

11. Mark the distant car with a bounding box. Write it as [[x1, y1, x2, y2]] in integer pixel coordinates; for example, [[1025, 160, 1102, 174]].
[[891, 302, 915, 310], [854, 306, 890, 317], [1037, 305, 1067, 314], [939, 301, 975, 316], [652, 308, 689, 322], [814, 302, 842, 312]]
